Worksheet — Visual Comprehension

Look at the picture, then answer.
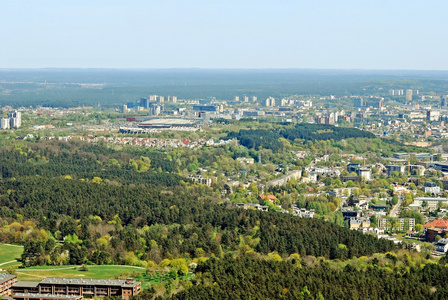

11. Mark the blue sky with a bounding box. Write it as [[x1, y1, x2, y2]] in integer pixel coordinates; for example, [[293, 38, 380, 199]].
[[1, 1, 447, 69]]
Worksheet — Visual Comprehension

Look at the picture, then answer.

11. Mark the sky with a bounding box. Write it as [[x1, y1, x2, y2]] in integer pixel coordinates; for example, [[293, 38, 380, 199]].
[[1, 0, 448, 70]]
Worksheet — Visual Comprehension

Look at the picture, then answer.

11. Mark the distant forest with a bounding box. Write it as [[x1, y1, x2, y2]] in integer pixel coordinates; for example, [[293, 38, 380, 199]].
[[227, 123, 375, 151], [1, 69, 448, 107]]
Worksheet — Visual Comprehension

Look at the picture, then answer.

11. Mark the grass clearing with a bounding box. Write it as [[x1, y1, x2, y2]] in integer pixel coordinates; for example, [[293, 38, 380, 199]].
[[15, 265, 190, 289], [0, 244, 23, 265], [0, 245, 190, 289]]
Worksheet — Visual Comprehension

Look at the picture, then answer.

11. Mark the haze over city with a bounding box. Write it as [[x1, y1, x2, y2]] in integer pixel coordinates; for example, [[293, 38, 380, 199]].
[[1, 0, 448, 70]]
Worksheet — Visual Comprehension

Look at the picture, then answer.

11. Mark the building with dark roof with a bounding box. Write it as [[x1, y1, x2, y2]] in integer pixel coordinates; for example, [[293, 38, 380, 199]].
[[12, 278, 140, 300]]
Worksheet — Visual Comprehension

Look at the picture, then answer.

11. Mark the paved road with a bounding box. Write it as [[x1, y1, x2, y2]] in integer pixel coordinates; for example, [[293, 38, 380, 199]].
[[389, 196, 403, 218]]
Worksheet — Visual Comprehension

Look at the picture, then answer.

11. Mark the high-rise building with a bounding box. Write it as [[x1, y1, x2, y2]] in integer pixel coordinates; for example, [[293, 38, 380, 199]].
[[234, 96, 240, 102], [406, 89, 413, 101], [243, 96, 249, 102], [265, 96, 275, 107], [149, 105, 161, 116], [441, 95, 448, 108], [167, 96, 177, 103], [0, 118, 10, 129], [7, 111, 21, 128], [251, 96, 257, 102], [140, 98, 149, 108], [354, 98, 365, 108]]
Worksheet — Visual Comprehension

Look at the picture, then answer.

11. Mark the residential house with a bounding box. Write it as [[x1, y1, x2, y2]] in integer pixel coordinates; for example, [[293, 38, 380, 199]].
[[435, 238, 448, 253], [236, 203, 269, 211], [292, 206, 315, 218], [259, 194, 277, 203], [423, 219, 448, 242]]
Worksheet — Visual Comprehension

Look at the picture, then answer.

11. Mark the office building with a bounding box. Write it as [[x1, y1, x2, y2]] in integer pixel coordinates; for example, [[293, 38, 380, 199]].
[[140, 98, 149, 109]]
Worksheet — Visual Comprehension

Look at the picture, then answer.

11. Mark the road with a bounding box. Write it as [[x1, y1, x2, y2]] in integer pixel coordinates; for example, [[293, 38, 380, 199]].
[[389, 196, 403, 217]]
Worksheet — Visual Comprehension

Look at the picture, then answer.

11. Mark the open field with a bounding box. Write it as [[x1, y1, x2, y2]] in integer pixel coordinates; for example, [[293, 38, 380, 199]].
[[16, 265, 146, 283], [0, 244, 188, 289], [15, 265, 188, 289], [0, 244, 23, 266]]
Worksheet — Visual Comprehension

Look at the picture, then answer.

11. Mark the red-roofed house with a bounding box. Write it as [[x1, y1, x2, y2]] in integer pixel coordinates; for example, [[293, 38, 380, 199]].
[[423, 219, 448, 230], [424, 219, 448, 242], [259, 194, 277, 202]]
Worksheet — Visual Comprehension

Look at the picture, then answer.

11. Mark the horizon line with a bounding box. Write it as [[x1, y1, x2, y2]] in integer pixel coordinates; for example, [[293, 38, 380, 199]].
[[1, 67, 448, 72]]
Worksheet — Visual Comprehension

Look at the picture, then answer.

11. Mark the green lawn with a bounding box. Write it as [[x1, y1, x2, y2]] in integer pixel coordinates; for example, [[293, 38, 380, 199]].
[[15, 265, 189, 290], [0, 244, 23, 265], [0, 244, 188, 289], [373, 200, 387, 206]]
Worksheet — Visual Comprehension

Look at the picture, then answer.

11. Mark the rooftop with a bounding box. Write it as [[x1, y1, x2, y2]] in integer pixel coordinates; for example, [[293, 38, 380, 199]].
[[139, 118, 198, 126], [0, 273, 17, 283], [40, 277, 139, 287], [424, 219, 448, 228], [259, 194, 277, 200], [12, 294, 80, 299], [12, 281, 39, 288]]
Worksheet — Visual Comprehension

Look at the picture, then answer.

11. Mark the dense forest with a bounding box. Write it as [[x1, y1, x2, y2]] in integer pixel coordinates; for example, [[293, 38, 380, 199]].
[[227, 123, 375, 151], [1, 176, 394, 266], [0, 140, 395, 268], [0, 142, 181, 185], [166, 256, 448, 300]]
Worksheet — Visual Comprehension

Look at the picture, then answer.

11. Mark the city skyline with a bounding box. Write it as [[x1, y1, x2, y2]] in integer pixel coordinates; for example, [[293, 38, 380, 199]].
[[1, 1, 448, 70]]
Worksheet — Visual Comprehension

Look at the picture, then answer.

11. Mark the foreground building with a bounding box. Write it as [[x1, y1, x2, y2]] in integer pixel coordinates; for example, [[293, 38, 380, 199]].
[[12, 293, 82, 300], [12, 278, 141, 300], [0, 273, 18, 296]]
